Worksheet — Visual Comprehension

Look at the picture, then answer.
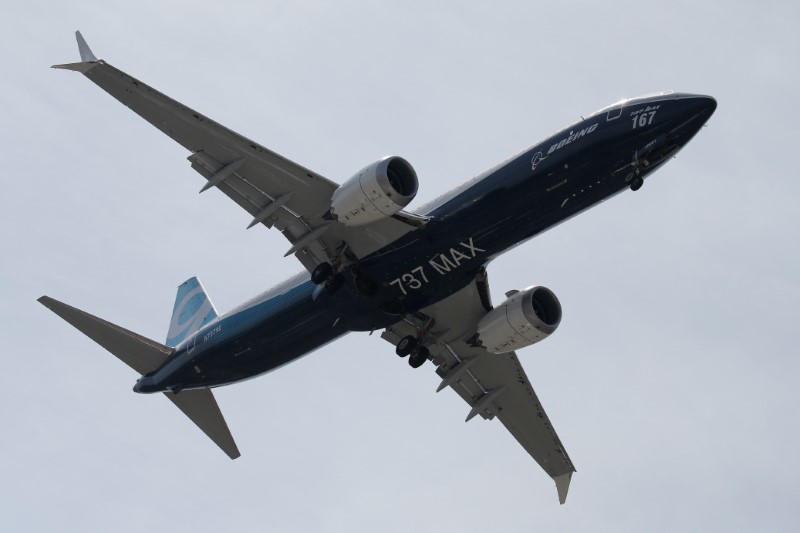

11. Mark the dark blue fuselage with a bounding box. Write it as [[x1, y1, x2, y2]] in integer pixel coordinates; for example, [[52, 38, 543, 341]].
[[135, 93, 716, 393]]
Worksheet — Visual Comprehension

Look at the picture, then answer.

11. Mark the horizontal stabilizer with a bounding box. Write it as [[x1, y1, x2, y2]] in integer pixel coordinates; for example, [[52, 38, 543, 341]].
[[39, 296, 239, 459], [165, 389, 240, 459], [38, 296, 171, 374]]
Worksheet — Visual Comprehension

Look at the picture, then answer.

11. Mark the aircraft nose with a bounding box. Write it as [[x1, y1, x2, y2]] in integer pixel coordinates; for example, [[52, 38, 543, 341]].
[[683, 94, 717, 119]]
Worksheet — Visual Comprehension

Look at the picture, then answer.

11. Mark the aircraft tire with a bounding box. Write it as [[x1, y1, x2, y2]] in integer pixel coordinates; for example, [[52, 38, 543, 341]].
[[409, 346, 429, 368], [630, 176, 644, 191], [311, 262, 333, 284], [396, 335, 417, 357]]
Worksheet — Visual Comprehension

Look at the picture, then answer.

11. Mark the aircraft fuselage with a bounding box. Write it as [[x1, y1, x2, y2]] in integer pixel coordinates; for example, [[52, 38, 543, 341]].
[[134, 92, 716, 393]]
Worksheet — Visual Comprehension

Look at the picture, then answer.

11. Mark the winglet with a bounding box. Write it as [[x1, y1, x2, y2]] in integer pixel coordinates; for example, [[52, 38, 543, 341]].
[[52, 30, 100, 72], [75, 30, 97, 62], [554, 472, 572, 504]]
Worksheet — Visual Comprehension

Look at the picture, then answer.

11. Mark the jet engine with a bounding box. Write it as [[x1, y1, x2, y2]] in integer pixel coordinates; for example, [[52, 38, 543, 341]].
[[330, 156, 418, 226], [476, 286, 562, 354]]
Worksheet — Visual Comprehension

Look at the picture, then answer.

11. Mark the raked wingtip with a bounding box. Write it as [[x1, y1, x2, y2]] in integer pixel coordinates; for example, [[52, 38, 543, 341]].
[[75, 31, 98, 62], [554, 472, 573, 505], [51, 31, 100, 72]]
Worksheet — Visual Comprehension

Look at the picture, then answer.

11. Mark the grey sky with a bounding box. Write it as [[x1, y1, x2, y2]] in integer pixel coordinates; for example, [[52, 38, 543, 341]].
[[2, 1, 798, 531]]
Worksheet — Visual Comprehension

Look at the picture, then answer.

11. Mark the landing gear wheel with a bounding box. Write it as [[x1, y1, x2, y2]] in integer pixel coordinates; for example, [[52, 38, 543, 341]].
[[311, 262, 333, 284], [396, 335, 418, 357], [409, 346, 429, 368], [630, 176, 644, 191]]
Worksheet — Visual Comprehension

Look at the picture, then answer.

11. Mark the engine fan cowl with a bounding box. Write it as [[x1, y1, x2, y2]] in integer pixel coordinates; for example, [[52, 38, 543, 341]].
[[476, 286, 562, 354], [330, 156, 418, 226]]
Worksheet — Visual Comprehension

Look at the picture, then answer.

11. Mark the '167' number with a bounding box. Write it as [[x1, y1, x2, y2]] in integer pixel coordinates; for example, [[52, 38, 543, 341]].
[[632, 111, 657, 129]]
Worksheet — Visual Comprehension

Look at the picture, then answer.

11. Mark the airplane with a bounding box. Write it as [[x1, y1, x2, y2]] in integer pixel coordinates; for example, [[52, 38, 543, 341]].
[[39, 31, 717, 504]]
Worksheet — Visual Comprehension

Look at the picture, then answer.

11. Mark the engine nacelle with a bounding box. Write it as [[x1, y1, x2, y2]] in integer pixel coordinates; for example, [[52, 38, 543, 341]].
[[330, 156, 418, 226], [476, 286, 562, 354]]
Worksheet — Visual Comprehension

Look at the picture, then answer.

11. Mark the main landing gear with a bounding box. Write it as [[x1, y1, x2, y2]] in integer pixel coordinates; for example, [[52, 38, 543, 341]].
[[312, 259, 378, 296], [396, 335, 430, 368], [311, 262, 344, 293]]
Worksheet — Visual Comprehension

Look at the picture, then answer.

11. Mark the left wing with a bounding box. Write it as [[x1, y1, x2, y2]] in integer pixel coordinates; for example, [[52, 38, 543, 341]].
[[382, 271, 576, 504], [54, 32, 418, 272]]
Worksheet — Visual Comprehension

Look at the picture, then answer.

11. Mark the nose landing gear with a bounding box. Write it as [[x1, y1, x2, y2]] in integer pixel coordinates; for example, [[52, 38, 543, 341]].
[[628, 149, 648, 191], [614, 149, 649, 192]]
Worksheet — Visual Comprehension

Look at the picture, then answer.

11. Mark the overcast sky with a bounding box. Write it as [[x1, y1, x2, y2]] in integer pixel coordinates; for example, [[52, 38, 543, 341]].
[[2, 1, 799, 531]]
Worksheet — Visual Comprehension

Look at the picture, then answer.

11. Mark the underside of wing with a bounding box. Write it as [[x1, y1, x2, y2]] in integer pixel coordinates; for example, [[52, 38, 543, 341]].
[[54, 32, 421, 272], [381, 271, 576, 504]]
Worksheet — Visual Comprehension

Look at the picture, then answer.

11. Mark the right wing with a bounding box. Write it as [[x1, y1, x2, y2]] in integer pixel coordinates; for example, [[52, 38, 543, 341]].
[[381, 273, 576, 504], [54, 32, 419, 272]]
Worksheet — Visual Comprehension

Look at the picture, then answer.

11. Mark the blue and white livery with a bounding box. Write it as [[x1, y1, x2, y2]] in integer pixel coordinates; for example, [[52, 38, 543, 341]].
[[40, 32, 717, 504]]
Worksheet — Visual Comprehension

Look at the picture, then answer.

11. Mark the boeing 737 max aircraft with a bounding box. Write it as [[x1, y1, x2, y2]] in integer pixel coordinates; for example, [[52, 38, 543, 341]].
[[40, 32, 717, 504]]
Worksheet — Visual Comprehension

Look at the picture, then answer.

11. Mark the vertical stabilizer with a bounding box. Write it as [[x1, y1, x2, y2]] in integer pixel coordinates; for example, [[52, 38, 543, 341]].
[[166, 277, 218, 347]]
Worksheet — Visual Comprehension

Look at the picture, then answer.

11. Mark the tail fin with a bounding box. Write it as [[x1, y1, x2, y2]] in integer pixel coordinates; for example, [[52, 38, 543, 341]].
[[166, 277, 218, 347], [38, 295, 239, 459]]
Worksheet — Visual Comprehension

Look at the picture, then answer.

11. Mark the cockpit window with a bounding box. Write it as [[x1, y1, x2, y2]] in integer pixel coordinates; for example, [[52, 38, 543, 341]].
[[586, 91, 675, 119]]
